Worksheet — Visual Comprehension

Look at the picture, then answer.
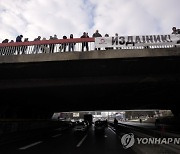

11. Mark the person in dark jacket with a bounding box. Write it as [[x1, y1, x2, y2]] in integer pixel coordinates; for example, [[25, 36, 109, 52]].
[[81, 32, 89, 52], [21, 38, 29, 54], [16, 35, 23, 42], [2, 39, 9, 43], [33, 36, 41, 54], [0, 39, 9, 55], [105, 34, 113, 50], [92, 30, 102, 37], [49, 34, 58, 53], [61, 35, 67, 52], [92, 30, 102, 50], [172, 26, 180, 34], [16, 35, 23, 54], [68, 34, 76, 52]]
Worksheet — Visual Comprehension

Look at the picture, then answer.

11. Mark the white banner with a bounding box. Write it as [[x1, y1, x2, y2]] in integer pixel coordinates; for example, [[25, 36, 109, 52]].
[[95, 34, 180, 48]]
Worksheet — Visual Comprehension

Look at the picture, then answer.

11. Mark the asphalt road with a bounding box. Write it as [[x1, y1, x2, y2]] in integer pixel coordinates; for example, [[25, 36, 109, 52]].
[[0, 124, 179, 154], [0, 125, 134, 154]]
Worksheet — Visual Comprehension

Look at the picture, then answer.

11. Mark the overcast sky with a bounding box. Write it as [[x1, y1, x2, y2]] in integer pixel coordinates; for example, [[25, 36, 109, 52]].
[[0, 0, 180, 42]]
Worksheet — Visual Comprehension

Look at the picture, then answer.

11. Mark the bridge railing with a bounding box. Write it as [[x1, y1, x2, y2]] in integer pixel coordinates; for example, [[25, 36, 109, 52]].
[[0, 36, 180, 56], [0, 38, 95, 56]]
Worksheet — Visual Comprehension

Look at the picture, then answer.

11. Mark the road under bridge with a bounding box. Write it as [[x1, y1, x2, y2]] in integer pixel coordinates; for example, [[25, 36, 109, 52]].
[[0, 44, 180, 119]]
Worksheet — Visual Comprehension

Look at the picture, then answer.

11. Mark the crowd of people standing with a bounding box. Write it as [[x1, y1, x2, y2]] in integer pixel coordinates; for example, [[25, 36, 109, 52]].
[[0, 33, 77, 55], [0, 27, 179, 55], [0, 30, 106, 54]]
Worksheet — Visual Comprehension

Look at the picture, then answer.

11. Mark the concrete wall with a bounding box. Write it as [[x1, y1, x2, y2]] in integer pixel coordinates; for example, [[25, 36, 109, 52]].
[[0, 47, 180, 64]]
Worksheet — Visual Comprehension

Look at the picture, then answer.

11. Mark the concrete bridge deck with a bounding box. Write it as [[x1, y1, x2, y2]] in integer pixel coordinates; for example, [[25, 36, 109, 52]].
[[0, 47, 180, 118], [0, 46, 180, 64]]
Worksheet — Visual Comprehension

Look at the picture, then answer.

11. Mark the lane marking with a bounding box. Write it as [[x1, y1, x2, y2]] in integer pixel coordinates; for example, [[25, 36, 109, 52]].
[[19, 141, 43, 150], [76, 134, 87, 148], [52, 134, 62, 138], [108, 127, 116, 134]]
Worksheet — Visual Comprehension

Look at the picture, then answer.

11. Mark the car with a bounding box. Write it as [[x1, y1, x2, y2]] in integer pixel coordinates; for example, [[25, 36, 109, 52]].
[[73, 121, 88, 133], [94, 120, 106, 134]]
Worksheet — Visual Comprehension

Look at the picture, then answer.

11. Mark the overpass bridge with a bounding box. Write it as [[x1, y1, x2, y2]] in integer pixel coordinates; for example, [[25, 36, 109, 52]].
[[0, 37, 180, 119]]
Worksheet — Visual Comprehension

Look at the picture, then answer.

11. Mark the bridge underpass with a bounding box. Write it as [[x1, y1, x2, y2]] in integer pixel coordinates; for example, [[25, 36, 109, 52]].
[[0, 47, 180, 119], [0, 38, 180, 145]]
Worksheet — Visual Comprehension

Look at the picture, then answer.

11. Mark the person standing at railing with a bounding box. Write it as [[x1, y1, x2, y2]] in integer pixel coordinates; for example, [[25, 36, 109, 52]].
[[41, 37, 49, 53], [21, 38, 29, 54], [53, 34, 58, 53], [0, 39, 9, 56], [172, 27, 180, 34], [16, 35, 23, 55], [33, 36, 41, 54], [172, 27, 180, 44], [16, 35, 23, 42], [105, 34, 109, 50], [49, 34, 58, 53], [92, 30, 102, 50], [49, 36, 53, 53], [59, 35, 67, 52], [81, 32, 89, 52], [68, 34, 76, 52], [9, 40, 15, 55], [2, 39, 9, 43], [104, 34, 113, 50], [114, 33, 121, 50]]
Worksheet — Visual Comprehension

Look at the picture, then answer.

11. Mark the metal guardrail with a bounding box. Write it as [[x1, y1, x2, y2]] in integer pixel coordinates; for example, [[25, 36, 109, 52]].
[[108, 122, 180, 153], [109, 121, 180, 138]]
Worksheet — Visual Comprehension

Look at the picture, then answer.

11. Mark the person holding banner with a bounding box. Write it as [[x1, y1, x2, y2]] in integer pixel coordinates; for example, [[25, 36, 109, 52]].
[[115, 33, 121, 49], [92, 30, 102, 50], [105, 34, 113, 50], [172, 27, 180, 34]]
